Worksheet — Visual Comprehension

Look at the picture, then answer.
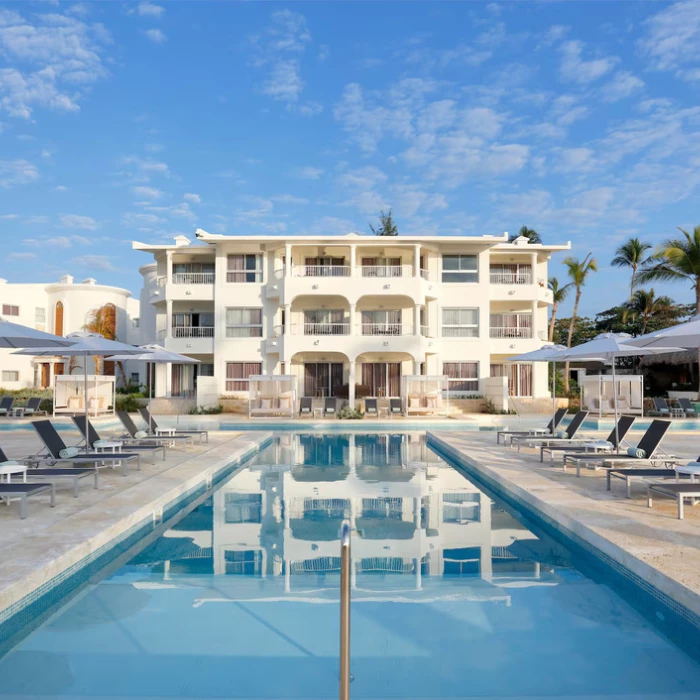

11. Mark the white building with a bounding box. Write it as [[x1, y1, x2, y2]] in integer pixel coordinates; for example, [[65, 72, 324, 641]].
[[133, 230, 569, 408], [0, 275, 141, 389]]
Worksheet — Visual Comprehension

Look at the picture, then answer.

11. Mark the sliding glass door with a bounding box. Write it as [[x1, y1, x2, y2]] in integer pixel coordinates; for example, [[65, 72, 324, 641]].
[[304, 363, 344, 397], [361, 362, 401, 397]]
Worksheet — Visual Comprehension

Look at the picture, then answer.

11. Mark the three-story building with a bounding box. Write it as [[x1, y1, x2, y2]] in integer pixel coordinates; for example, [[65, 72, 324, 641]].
[[134, 230, 569, 407]]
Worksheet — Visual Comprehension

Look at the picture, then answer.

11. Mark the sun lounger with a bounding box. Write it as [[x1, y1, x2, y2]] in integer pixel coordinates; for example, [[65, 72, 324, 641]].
[[563, 419, 672, 476], [0, 396, 14, 417], [20, 397, 43, 418], [365, 398, 378, 417], [677, 398, 697, 418], [647, 482, 700, 519], [496, 408, 567, 446], [299, 397, 313, 418], [72, 415, 166, 461], [607, 467, 677, 498], [32, 420, 141, 476], [541, 415, 635, 462], [324, 398, 337, 418], [648, 398, 671, 417], [138, 407, 208, 443], [389, 398, 402, 418], [514, 411, 589, 451], [0, 482, 55, 519], [117, 411, 190, 450]]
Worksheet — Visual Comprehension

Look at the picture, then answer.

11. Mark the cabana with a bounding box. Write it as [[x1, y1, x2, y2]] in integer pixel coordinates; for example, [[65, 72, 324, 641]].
[[248, 375, 296, 418], [400, 375, 449, 417], [53, 374, 115, 417], [581, 374, 644, 418]]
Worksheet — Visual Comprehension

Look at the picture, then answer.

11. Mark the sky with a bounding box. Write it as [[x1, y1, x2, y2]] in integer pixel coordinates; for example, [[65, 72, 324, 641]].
[[1, 0, 700, 317]]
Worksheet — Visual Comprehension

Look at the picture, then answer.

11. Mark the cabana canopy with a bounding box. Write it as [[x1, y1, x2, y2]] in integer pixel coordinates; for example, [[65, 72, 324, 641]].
[[53, 374, 115, 417], [580, 374, 644, 417], [248, 375, 296, 418], [400, 375, 449, 417]]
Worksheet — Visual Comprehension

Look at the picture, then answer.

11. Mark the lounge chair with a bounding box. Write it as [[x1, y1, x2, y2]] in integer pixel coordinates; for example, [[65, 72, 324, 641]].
[[0, 446, 97, 497], [541, 415, 635, 462], [563, 419, 673, 476], [21, 397, 43, 418], [365, 398, 378, 417], [606, 461, 687, 499], [117, 411, 191, 450], [496, 408, 567, 446], [32, 420, 141, 476], [389, 398, 403, 418], [0, 483, 55, 519], [647, 482, 700, 519], [299, 397, 313, 418], [0, 396, 14, 416], [72, 415, 166, 461], [513, 411, 589, 451], [677, 398, 697, 418], [324, 398, 337, 418], [138, 407, 208, 443], [648, 398, 671, 417]]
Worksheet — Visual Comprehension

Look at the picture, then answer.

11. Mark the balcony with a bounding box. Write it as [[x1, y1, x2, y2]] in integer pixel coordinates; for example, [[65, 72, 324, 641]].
[[489, 325, 547, 354], [153, 273, 215, 303], [490, 327, 533, 339], [157, 326, 215, 354], [489, 270, 532, 285], [172, 326, 214, 338], [302, 322, 350, 336], [172, 272, 215, 285], [294, 265, 350, 278]]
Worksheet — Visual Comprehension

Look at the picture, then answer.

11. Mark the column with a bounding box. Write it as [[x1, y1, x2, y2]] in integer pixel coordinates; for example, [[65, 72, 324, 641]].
[[531, 299, 538, 340], [349, 244, 357, 277], [285, 243, 292, 277], [349, 302, 356, 335], [165, 250, 172, 284], [165, 299, 173, 340], [413, 303, 420, 336], [283, 303, 291, 335], [414, 244, 421, 277], [413, 357, 422, 375], [348, 359, 356, 409], [530, 251, 537, 285]]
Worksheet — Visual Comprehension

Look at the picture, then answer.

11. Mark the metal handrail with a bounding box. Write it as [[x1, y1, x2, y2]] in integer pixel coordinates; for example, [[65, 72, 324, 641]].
[[339, 519, 351, 700]]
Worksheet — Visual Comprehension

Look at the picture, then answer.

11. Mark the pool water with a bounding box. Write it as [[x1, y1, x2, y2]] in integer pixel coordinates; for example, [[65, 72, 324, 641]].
[[1, 432, 699, 699]]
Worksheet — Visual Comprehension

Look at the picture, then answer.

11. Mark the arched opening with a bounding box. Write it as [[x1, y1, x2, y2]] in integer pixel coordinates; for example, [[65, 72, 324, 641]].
[[54, 301, 64, 336]]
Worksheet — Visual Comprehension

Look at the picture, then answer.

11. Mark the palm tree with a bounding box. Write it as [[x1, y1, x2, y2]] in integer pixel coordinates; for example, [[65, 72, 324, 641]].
[[562, 253, 598, 391], [509, 225, 542, 244], [624, 288, 674, 336], [611, 237, 652, 300], [548, 277, 572, 341]]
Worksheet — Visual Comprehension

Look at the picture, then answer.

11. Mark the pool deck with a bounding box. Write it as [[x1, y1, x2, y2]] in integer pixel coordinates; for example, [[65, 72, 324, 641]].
[[0, 428, 271, 619], [428, 430, 700, 619]]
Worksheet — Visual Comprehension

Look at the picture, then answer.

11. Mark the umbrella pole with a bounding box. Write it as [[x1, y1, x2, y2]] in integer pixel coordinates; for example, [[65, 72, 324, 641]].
[[84, 350, 90, 453], [551, 361, 556, 431], [149, 361, 153, 435], [612, 357, 620, 453]]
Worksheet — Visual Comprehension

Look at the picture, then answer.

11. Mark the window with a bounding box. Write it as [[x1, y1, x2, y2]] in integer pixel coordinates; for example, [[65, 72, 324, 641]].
[[304, 362, 344, 397], [227, 254, 262, 283], [172, 312, 215, 337], [172, 262, 215, 284], [361, 309, 402, 335], [2, 305, 19, 316], [55, 301, 64, 336], [2, 370, 19, 382], [442, 254, 478, 283], [35, 307, 46, 328], [226, 308, 262, 337], [198, 363, 215, 377], [443, 362, 478, 394], [490, 363, 533, 397], [489, 313, 532, 339], [132, 318, 140, 328], [362, 362, 401, 397], [224, 493, 262, 524], [130, 372, 140, 384], [442, 308, 479, 338], [361, 257, 402, 277], [303, 309, 347, 335], [225, 362, 262, 391]]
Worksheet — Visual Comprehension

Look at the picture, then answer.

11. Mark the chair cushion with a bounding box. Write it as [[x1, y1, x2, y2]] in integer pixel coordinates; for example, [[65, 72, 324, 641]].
[[59, 446, 81, 459], [134, 430, 148, 439], [626, 447, 646, 459]]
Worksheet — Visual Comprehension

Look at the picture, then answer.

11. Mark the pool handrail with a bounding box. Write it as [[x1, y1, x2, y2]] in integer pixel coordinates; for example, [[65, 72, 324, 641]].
[[340, 519, 351, 700]]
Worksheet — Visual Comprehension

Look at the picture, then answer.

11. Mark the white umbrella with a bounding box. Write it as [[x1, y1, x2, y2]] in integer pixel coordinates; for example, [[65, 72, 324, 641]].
[[107, 344, 199, 427], [14, 332, 150, 452], [560, 333, 683, 449], [625, 315, 700, 349], [0, 318, 76, 348]]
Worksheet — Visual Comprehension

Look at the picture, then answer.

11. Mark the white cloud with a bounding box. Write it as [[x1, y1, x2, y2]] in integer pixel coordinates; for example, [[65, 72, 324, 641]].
[[552, 147, 596, 173], [0, 9, 110, 118], [8, 252, 36, 259], [132, 185, 163, 200], [318, 44, 329, 61], [144, 28, 167, 44], [122, 211, 165, 229], [74, 254, 115, 271], [271, 194, 309, 205], [295, 166, 324, 179], [538, 24, 570, 48], [54, 185, 68, 191], [640, 0, 700, 80], [338, 166, 387, 190], [25, 215, 49, 224], [0, 213, 18, 219], [121, 155, 169, 179], [45, 236, 72, 248], [138, 2, 165, 18], [0, 159, 38, 187], [600, 72, 644, 102], [183, 192, 201, 204], [170, 202, 196, 220], [60, 214, 99, 230], [559, 40, 618, 84]]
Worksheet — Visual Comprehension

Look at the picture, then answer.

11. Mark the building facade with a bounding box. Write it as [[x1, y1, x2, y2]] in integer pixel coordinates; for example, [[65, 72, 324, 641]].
[[134, 230, 570, 406], [0, 275, 141, 389]]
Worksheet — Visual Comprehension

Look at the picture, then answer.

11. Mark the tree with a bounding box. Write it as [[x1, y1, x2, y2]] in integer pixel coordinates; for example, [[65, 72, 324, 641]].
[[509, 225, 542, 244], [369, 209, 398, 236], [83, 303, 126, 383], [551, 316, 597, 347], [562, 253, 597, 391], [610, 237, 652, 300], [625, 288, 674, 336], [548, 277, 572, 341]]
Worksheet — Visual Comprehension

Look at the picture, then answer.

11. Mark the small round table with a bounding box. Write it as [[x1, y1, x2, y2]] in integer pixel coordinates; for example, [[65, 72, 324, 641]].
[[0, 463, 28, 483]]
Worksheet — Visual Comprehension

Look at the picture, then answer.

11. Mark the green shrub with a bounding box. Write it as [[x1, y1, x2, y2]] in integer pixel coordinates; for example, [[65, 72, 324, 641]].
[[39, 398, 53, 413], [337, 405, 364, 420], [481, 398, 515, 415], [116, 395, 140, 412], [188, 404, 223, 415]]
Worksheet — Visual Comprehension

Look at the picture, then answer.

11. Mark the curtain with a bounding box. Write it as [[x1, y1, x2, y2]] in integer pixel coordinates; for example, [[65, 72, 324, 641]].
[[388, 362, 401, 397], [226, 362, 262, 391]]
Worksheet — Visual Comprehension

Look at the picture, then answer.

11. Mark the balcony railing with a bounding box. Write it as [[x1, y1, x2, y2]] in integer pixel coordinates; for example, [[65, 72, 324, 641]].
[[295, 266, 351, 278], [172, 326, 215, 338], [489, 270, 532, 285], [361, 323, 405, 335], [360, 265, 409, 278], [490, 327, 532, 339], [172, 272, 215, 285], [303, 323, 350, 335]]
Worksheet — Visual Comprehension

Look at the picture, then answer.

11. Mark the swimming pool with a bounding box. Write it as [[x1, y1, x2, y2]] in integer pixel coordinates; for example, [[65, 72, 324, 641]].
[[1, 432, 699, 698]]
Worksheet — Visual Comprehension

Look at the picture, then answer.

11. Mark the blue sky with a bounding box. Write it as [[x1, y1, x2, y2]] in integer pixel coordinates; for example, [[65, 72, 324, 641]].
[[1, 1, 700, 316]]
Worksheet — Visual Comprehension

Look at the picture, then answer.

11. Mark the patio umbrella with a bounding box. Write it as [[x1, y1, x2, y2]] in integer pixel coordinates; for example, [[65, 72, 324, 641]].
[[0, 318, 76, 348], [560, 333, 683, 450], [625, 314, 700, 350], [14, 332, 150, 452], [107, 344, 199, 427]]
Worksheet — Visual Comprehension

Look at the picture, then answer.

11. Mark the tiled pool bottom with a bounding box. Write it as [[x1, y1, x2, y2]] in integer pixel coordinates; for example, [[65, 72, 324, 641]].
[[1, 433, 699, 699]]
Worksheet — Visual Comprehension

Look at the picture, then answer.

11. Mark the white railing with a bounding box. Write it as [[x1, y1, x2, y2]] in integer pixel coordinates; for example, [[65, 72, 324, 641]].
[[420, 269, 429, 280], [489, 270, 532, 285], [361, 323, 405, 336], [302, 323, 350, 336], [172, 326, 215, 338], [490, 326, 533, 339], [172, 272, 215, 285], [294, 265, 351, 278], [360, 265, 409, 278]]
